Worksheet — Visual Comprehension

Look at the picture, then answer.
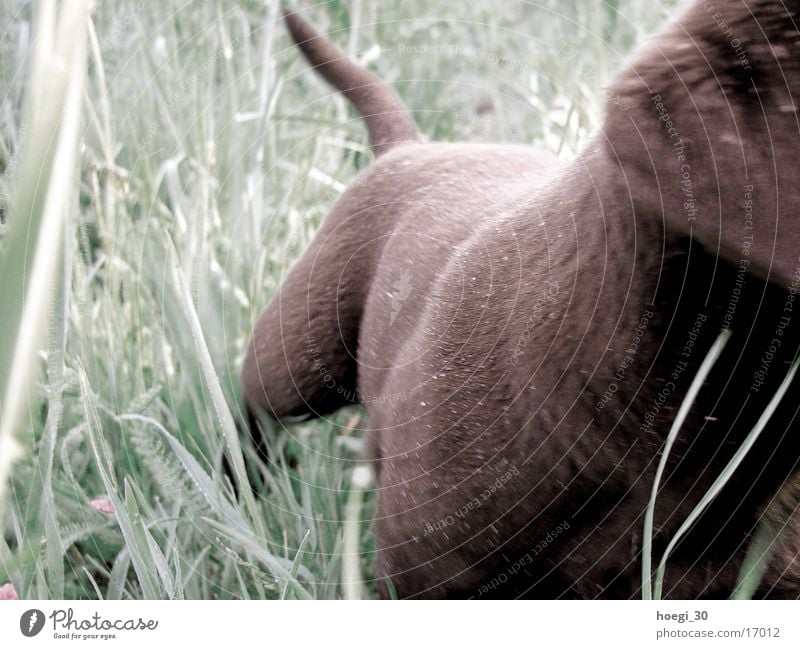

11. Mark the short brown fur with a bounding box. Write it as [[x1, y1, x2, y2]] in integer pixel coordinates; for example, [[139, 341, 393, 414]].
[[243, 2, 800, 598]]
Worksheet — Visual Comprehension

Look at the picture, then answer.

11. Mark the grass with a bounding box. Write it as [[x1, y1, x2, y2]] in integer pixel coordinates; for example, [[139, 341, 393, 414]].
[[642, 329, 732, 600], [641, 329, 800, 600], [0, 0, 680, 599]]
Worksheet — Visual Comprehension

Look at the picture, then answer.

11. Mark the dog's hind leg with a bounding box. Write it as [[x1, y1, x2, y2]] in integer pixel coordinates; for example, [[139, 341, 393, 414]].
[[242, 197, 373, 419], [241, 10, 421, 420]]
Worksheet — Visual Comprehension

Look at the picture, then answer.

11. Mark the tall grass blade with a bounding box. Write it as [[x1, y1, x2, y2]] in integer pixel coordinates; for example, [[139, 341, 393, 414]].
[[204, 518, 313, 599], [161, 232, 264, 535], [342, 465, 372, 600], [77, 361, 163, 599], [642, 328, 731, 599], [653, 355, 800, 599], [0, 0, 88, 526], [731, 520, 780, 600], [117, 413, 249, 534]]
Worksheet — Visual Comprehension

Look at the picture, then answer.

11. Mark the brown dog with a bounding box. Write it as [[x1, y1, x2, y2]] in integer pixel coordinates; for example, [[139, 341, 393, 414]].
[[242, 3, 800, 598]]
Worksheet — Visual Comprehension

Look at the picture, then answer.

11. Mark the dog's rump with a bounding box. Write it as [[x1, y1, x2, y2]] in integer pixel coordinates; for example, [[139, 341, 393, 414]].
[[242, 142, 559, 420]]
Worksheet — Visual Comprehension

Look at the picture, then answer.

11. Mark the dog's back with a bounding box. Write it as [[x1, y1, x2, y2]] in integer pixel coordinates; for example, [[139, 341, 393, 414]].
[[243, 6, 800, 599], [241, 14, 560, 422]]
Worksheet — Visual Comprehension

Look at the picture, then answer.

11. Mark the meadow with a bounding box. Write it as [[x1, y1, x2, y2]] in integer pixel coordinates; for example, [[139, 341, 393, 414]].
[[0, 0, 683, 599]]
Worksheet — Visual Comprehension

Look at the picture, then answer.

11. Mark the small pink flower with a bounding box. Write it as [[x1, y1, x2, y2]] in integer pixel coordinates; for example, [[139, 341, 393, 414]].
[[90, 497, 115, 514], [0, 582, 18, 600]]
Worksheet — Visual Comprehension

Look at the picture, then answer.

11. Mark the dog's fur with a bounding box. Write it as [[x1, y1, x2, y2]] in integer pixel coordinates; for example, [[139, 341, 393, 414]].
[[242, 2, 800, 598]]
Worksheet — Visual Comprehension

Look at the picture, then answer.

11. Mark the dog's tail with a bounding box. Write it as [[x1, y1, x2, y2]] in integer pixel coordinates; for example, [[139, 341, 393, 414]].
[[284, 10, 420, 157]]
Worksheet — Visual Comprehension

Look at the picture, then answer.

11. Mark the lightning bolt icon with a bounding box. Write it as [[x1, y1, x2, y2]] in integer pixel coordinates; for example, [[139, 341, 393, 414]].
[[28, 612, 38, 632]]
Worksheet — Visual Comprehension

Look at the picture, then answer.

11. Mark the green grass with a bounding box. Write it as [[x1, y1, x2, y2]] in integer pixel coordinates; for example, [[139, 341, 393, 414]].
[[641, 330, 800, 600], [0, 0, 679, 599]]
